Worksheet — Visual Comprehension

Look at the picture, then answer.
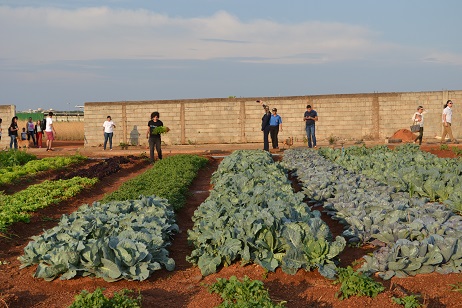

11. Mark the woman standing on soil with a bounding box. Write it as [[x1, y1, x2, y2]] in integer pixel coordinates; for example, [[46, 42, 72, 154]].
[[412, 106, 425, 145], [35, 120, 43, 148], [102, 116, 116, 150], [8, 116, 19, 149], [146, 111, 163, 162]]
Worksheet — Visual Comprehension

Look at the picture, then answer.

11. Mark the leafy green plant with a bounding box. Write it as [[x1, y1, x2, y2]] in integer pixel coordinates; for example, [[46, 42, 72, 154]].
[[0, 154, 85, 185], [0, 149, 36, 168], [0, 177, 98, 231], [451, 147, 462, 156], [391, 294, 423, 308], [152, 126, 170, 134], [450, 281, 462, 293], [440, 144, 450, 151], [333, 266, 384, 300], [19, 196, 177, 281], [68, 287, 142, 308], [209, 276, 285, 307], [102, 154, 207, 210], [188, 150, 345, 277], [328, 135, 337, 145]]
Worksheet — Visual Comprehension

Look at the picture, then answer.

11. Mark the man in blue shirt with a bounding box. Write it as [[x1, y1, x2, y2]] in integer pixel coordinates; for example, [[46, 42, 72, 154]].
[[304, 105, 318, 148], [269, 108, 282, 149]]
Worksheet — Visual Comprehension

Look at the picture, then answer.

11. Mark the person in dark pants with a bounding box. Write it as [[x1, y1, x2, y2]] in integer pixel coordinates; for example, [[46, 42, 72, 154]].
[[269, 108, 282, 149], [412, 106, 425, 145], [304, 104, 318, 148], [26, 117, 36, 147], [259, 101, 271, 151], [8, 116, 19, 149], [146, 111, 163, 162]]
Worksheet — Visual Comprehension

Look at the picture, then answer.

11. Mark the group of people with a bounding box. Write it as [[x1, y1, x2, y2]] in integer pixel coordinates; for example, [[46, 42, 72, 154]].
[[260, 101, 318, 151], [5, 112, 57, 151], [411, 99, 458, 146]]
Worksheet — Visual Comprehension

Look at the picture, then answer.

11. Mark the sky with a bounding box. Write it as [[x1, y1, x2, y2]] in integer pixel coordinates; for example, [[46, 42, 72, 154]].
[[1, 0, 462, 111]]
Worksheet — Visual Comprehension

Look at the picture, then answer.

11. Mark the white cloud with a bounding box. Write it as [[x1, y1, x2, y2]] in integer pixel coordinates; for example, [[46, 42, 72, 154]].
[[0, 6, 419, 65]]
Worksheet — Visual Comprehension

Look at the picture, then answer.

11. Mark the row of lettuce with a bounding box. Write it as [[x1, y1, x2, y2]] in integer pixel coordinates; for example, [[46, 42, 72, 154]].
[[282, 145, 462, 279]]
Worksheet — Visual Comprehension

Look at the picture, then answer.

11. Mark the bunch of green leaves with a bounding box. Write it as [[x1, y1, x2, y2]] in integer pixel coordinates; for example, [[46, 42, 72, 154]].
[[188, 150, 345, 277], [102, 154, 207, 210], [0, 154, 86, 185], [209, 276, 285, 308], [334, 266, 384, 300], [69, 287, 142, 308], [19, 196, 177, 281], [0, 177, 98, 231], [391, 294, 423, 308], [0, 149, 37, 168], [152, 126, 169, 134]]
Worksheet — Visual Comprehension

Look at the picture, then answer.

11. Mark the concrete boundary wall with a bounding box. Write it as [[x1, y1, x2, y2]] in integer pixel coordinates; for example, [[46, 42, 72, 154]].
[[0, 105, 16, 149], [83, 90, 462, 148]]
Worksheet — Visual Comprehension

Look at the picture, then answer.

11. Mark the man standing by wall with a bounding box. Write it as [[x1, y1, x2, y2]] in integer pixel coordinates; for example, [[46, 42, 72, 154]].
[[258, 100, 271, 151], [304, 104, 318, 148], [441, 100, 458, 144], [269, 108, 282, 149]]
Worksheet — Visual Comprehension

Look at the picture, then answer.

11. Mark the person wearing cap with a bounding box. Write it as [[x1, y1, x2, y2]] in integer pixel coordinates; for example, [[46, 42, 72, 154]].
[[260, 101, 271, 151], [269, 107, 282, 149], [45, 111, 57, 151], [304, 104, 318, 148]]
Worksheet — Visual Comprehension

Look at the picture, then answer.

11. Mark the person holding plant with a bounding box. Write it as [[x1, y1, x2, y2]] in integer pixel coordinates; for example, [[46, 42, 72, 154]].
[[102, 115, 116, 150], [8, 116, 19, 149], [412, 106, 425, 145], [146, 111, 164, 162]]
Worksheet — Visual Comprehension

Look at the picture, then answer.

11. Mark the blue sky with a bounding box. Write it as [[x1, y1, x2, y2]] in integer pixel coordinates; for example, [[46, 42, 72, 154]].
[[1, 0, 462, 111]]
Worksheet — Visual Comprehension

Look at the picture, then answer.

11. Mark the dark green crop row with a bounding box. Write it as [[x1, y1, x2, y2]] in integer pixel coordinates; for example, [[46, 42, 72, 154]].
[[101, 154, 208, 210]]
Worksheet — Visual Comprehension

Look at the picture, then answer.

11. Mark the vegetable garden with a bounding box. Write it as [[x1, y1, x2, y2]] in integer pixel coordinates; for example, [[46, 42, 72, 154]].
[[1, 144, 462, 307]]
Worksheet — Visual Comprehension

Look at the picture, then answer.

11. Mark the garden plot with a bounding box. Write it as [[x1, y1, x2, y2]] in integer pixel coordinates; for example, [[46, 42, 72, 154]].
[[283, 147, 462, 280]]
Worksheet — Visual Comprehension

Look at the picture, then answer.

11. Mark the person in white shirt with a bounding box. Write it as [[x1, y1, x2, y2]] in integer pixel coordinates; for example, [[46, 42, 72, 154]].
[[412, 106, 425, 145], [45, 111, 57, 151], [441, 100, 458, 144], [102, 116, 116, 150]]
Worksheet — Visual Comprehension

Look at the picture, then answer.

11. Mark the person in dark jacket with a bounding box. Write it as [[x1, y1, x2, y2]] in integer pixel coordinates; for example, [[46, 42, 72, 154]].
[[259, 101, 271, 151], [8, 116, 19, 149], [146, 111, 164, 162]]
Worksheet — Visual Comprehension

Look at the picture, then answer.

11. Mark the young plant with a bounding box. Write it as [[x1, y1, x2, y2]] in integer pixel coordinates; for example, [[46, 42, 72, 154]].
[[450, 281, 462, 293], [68, 288, 142, 308], [333, 266, 385, 300], [209, 276, 286, 307], [391, 294, 423, 308]]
